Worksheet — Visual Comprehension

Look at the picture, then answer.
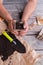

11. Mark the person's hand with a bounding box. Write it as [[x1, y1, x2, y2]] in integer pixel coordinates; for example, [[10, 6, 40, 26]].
[[37, 29, 43, 40], [8, 20, 19, 35], [19, 21, 28, 36]]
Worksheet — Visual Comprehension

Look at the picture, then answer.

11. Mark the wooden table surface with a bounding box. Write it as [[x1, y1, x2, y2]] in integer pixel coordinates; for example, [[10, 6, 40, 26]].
[[0, 0, 43, 65]]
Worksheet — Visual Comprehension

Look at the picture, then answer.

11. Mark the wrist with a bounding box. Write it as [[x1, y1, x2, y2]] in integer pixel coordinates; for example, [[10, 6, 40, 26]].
[[6, 15, 13, 23], [21, 17, 28, 23]]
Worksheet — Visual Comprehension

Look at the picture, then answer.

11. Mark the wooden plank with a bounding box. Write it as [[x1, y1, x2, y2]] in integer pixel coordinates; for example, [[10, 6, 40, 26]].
[[1, 0, 43, 65]]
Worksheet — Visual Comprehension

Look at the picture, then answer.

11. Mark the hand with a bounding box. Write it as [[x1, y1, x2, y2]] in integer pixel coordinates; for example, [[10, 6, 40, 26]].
[[19, 21, 28, 36], [37, 29, 43, 40], [8, 20, 19, 35]]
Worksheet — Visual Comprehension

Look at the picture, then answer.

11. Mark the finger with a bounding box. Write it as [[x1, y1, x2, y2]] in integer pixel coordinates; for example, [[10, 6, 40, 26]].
[[12, 30, 19, 35], [13, 20, 16, 23], [20, 26, 28, 36], [8, 22, 13, 31], [20, 31, 26, 36], [19, 29, 27, 36], [22, 21, 26, 29], [24, 24, 26, 29]]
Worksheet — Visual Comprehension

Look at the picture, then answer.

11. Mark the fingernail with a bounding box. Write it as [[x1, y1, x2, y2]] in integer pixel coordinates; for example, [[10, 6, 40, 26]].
[[24, 25, 26, 29]]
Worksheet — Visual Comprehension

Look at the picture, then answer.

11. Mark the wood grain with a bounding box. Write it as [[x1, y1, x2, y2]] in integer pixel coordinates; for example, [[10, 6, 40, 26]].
[[0, 0, 43, 65]]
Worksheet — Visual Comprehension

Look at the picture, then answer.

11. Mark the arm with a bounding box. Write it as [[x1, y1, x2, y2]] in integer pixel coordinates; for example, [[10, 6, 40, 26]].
[[19, 0, 37, 36], [0, 3, 13, 22], [0, 3, 18, 35], [0, 0, 3, 3], [22, 0, 37, 22]]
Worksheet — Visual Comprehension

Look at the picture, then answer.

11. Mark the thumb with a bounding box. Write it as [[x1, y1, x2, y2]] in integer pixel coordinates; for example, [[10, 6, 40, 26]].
[[24, 23, 27, 29]]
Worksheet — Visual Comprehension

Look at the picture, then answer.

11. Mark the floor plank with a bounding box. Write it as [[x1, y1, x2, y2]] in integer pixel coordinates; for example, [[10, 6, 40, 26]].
[[1, 0, 43, 64]]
